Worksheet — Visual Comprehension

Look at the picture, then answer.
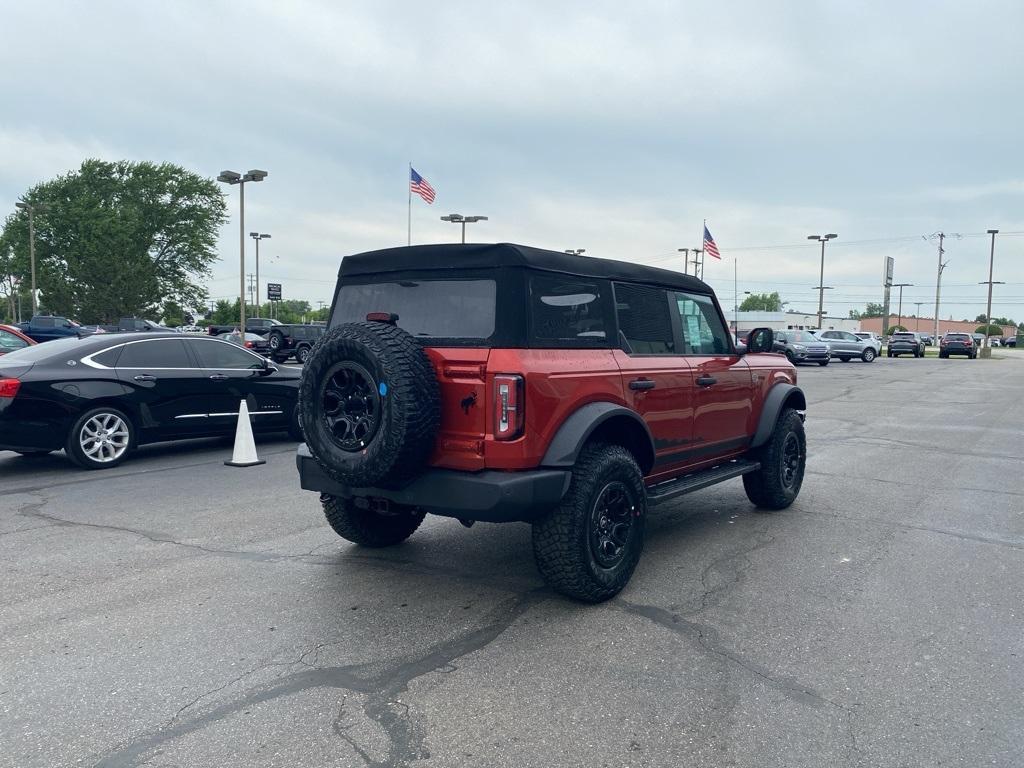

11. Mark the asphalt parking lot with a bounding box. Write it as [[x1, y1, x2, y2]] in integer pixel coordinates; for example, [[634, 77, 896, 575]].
[[2, 354, 1022, 767]]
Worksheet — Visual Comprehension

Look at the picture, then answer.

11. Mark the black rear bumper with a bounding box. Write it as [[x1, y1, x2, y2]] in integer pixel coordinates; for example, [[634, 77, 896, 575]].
[[296, 444, 570, 523]]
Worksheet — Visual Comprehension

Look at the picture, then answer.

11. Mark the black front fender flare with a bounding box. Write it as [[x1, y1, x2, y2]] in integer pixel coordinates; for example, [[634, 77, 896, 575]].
[[751, 384, 806, 449]]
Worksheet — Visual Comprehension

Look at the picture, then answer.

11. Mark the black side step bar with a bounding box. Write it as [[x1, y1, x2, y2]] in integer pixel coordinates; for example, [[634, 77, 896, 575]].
[[646, 459, 760, 506]]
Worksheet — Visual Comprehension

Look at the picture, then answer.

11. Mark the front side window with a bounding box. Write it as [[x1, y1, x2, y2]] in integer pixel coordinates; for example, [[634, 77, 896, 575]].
[[674, 292, 731, 355], [614, 283, 674, 354], [530, 275, 608, 345], [188, 339, 264, 370], [116, 339, 192, 369]]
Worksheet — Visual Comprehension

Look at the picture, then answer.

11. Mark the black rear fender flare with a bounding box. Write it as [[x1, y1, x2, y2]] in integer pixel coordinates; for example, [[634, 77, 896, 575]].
[[751, 384, 806, 449], [541, 402, 655, 475]]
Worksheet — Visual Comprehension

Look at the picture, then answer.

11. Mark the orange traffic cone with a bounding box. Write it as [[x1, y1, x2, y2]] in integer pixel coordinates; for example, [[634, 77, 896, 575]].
[[224, 399, 266, 467]]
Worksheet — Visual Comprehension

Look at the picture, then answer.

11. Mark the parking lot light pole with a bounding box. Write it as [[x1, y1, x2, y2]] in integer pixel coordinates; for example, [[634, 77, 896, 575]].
[[808, 234, 837, 330], [217, 170, 268, 333], [14, 200, 50, 316], [892, 283, 913, 328], [440, 213, 488, 243], [978, 229, 1000, 357], [249, 232, 271, 313], [914, 302, 924, 331]]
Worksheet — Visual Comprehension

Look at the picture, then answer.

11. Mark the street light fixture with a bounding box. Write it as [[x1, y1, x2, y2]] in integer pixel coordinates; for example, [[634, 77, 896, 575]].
[[564, 249, 586, 256], [980, 229, 1000, 356], [249, 232, 271, 311], [808, 233, 838, 330], [14, 200, 50, 316], [892, 283, 913, 328], [440, 213, 489, 243], [217, 169, 268, 333]]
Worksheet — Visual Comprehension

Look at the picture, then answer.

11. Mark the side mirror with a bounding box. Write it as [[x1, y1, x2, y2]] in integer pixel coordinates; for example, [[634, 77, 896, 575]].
[[260, 360, 277, 375], [746, 327, 774, 353], [735, 342, 748, 354]]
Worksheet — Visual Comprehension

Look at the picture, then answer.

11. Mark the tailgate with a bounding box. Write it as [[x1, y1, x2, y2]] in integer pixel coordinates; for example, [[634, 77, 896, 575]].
[[425, 347, 489, 471]]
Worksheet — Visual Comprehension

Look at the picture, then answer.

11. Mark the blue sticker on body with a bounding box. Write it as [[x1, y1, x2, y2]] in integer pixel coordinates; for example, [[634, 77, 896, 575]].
[[379, 382, 388, 396]]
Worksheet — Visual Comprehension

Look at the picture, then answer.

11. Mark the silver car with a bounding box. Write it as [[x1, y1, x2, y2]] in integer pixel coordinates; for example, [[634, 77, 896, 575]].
[[818, 330, 878, 362]]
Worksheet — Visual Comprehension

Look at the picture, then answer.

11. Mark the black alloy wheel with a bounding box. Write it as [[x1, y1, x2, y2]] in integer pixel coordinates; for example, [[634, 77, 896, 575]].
[[321, 361, 381, 452], [780, 432, 801, 490], [589, 481, 638, 569]]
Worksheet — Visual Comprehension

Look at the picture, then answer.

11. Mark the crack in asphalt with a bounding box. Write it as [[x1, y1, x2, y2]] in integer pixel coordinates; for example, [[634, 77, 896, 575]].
[[92, 590, 546, 768]]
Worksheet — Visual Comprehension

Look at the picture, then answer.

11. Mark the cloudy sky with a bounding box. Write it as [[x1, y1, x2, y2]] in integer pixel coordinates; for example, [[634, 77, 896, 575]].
[[2, 1, 1022, 321]]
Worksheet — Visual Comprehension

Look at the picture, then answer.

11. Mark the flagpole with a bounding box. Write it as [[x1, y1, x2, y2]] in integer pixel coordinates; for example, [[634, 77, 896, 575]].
[[733, 257, 738, 339], [407, 162, 412, 246], [701, 219, 707, 281]]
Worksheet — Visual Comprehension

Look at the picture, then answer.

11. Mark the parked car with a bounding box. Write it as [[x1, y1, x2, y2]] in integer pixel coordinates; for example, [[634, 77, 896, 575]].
[[888, 331, 926, 357], [206, 317, 281, 336], [296, 242, 807, 602], [0, 333, 302, 468], [225, 330, 272, 357], [773, 330, 830, 365], [920, 334, 934, 345], [817, 330, 878, 362], [854, 331, 883, 352], [971, 333, 985, 347], [1005, 336, 1017, 348], [207, 317, 324, 364], [0, 324, 36, 356], [16, 315, 89, 343], [938, 332, 976, 358], [178, 325, 204, 335]]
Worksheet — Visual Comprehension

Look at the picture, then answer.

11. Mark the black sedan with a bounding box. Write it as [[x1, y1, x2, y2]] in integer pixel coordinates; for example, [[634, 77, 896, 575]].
[[0, 333, 303, 469]]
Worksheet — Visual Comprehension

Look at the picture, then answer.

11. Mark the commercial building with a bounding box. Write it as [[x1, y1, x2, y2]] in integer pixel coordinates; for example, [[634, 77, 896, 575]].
[[859, 315, 1017, 338], [724, 311, 861, 337]]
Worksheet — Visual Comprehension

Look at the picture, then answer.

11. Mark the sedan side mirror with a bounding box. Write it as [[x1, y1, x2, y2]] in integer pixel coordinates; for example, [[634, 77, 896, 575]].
[[745, 327, 774, 353]]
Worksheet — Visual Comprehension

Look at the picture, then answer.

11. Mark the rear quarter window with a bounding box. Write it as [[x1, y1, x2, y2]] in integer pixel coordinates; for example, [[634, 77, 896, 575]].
[[529, 275, 612, 348]]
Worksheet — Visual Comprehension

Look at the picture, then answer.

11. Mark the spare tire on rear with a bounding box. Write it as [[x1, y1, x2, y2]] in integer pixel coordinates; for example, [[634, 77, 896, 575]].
[[298, 321, 441, 489]]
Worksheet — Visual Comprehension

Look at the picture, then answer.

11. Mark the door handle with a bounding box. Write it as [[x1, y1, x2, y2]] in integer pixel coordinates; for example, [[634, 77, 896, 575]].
[[696, 375, 718, 387], [209, 374, 229, 382], [133, 374, 157, 382], [629, 378, 656, 391]]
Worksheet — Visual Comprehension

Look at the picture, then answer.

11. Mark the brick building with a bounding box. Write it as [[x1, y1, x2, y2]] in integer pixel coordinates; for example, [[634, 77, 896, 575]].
[[859, 315, 1017, 338]]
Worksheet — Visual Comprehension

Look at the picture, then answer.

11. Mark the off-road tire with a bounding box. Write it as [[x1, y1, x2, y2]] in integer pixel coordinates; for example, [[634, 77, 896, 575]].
[[267, 331, 285, 352], [65, 406, 135, 470], [532, 443, 646, 603], [299, 321, 441, 489], [295, 344, 311, 365], [321, 494, 425, 547], [743, 408, 805, 511], [862, 348, 876, 362]]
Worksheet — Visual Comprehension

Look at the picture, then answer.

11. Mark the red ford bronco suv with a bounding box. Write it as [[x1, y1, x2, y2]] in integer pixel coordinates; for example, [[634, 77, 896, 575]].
[[296, 243, 806, 602]]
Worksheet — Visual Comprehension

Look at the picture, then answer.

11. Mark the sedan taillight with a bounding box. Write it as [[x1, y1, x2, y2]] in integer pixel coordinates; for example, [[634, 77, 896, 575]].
[[0, 378, 20, 399], [245, 341, 254, 348], [494, 374, 524, 440]]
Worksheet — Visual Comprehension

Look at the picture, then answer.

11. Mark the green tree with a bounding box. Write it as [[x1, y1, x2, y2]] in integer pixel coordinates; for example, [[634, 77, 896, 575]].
[[1, 159, 226, 323], [861, 302, 885, 318], [738, 291, 782, 312], [975, 324, 1002, 336]]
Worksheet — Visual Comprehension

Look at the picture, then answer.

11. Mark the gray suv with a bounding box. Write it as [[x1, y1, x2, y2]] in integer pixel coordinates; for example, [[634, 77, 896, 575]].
[[888, 331, 926, 358], [818, 330, 878, 362], [773, 330, 831, 366]]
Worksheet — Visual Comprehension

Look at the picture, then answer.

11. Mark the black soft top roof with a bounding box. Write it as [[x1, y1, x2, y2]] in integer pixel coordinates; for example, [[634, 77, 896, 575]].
[[339, 243, 711, 294]]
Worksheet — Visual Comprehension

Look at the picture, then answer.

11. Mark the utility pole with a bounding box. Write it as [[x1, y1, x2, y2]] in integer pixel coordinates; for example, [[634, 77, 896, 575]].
[[247, 273, 256, 309], [980, 229, 1001, 358], [929, 232, 958, 342], [677, 248, 690, 275], [690, 248, 704, 279], [914, 302, 924, 331], [893, 283, 913, 329]]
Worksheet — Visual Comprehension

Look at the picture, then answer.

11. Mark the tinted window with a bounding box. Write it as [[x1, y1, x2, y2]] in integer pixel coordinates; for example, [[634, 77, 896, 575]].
[[893, 333, 915, 340], [189, 339, 265, 370], [674, 292, 731, 355], [336, 280, 496, 340], [790, 331, 819, 343], [614, 283, 674, 354], [0, 329, 29, 352], [0, 335, 90, 362], [91, 347, 122, 367], [36, 317, 55, 328], [530, 275, 608, 345], [116, 339, 192, 368]]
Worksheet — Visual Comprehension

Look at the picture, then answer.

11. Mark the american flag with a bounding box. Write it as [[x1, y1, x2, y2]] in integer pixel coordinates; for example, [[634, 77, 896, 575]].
[[703, 225, 721, 260], [410, 167, 436, 204]]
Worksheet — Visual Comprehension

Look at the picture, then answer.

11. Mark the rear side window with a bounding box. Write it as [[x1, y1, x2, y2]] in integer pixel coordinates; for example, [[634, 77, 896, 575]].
[[188, 339, 264, 370], [336, 280, 496, 341], [0, 329, 29, 352], [614, 283, 674, 354], [529, 275, 609, 347], [116, 339, 192, 369]]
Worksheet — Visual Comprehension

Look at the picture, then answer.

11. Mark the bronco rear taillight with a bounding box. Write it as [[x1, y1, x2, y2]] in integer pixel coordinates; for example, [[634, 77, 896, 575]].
[[0, 378, 20, 399], [494, 374, 524, 440]]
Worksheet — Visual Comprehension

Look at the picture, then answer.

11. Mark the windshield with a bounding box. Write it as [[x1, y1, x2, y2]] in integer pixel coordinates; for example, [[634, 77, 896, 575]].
[[335, 279, 497, 340]]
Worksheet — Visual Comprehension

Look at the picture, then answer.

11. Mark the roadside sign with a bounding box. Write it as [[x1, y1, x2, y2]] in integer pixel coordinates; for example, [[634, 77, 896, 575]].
[[267, 283, 282, 301], [883, 256, 894, 287]]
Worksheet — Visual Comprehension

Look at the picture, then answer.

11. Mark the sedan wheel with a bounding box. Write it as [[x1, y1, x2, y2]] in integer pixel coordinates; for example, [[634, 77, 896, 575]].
[[862, 348, 876, 362], [66, 407, 134, 470]]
